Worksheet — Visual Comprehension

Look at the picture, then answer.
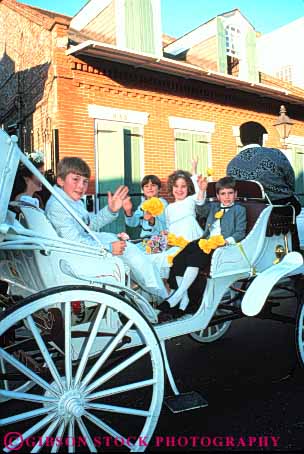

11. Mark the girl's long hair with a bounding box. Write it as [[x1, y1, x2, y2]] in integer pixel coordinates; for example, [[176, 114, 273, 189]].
[[167, 170, 195, 198], [11, 160, 44, 202]]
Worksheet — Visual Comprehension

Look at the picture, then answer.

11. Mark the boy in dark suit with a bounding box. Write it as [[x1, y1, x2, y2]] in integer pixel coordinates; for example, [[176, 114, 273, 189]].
[[160, 176, 247, 315]]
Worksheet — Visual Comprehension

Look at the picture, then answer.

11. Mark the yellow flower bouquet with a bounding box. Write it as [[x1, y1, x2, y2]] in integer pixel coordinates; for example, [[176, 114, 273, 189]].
[[214, 210, 224, 219], [141, 197, 164, 216], [198, 235, 225, 254]]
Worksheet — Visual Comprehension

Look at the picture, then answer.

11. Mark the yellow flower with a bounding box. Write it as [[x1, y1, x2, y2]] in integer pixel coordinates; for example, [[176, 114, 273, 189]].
[[198, 239, 212, 254], [208, 235, 225, 249], [207, 168, 214, 177], [145, 245, 152, 254], [214, 210, 224, 219], [167, 233, 177, 246], [198, 235, 225, 254], [167, 251, 180, 266], [142, 197, 164, 216], [167, 233, 189, 248]]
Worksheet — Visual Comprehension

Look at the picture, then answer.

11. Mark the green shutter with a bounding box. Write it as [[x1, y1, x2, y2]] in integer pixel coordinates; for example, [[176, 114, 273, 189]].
[[96, 120, 125, 233], [175, 131, 191, 170], [292, 146, 304, 206], [246, 29, 259, 83], [124, 127, 142, 238], [216, 17, 227, 74], [125, 0, 155, 54], [191, 133, 209, 175], [175, 131, 209, 175]]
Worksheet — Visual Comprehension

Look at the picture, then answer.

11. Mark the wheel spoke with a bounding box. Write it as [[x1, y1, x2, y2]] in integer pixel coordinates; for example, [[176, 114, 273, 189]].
[[74, 304, 107, 386], [65, 301, 72, 389], [0, 406, 56, 425], [0, 347, 58, 395], [0, 389, 57, 406], [86, 402, 150, 417], [0, 358, 8, 390], [3, 413, 56, 453], [80, 319, 133, 390], [50, 421, 66, 453], [77, 417, 97, 453], [84, 345, 151, 395], [84, 410, 134, 450], [87, 379, 156, 400], [27, 315, 64, 392], [31, 418, 61, 453], [68, 418, 75, 454]]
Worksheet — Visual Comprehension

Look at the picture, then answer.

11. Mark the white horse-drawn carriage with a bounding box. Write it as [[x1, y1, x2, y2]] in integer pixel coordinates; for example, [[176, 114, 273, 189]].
[[1, 129, 304, 452]]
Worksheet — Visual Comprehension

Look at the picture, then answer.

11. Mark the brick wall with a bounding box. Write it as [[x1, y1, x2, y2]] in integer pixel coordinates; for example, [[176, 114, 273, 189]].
[[55, 56, 304, 194], [0, 0, 70, 172]]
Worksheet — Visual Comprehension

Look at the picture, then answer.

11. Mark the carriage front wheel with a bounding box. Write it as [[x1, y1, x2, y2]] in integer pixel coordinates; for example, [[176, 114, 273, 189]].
[[188, 309, 232, 343], [0, 285, 164, 453]]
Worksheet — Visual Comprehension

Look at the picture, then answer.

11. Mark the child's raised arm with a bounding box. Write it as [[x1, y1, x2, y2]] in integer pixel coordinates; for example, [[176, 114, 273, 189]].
[[190, 157, 198, 176], [107, 185, 129, 213], [197, 175, 208, 201]]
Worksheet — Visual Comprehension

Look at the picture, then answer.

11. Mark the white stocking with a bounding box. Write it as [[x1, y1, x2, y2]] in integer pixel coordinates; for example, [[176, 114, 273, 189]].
[[167, 267, 199, 308]]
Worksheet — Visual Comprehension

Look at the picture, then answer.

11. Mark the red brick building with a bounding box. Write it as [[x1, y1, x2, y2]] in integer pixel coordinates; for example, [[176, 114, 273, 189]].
[[1, 0, 304, 227]]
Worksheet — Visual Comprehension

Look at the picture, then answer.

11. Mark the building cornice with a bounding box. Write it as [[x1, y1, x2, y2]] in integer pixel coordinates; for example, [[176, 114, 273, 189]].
[[66, 40, 304, 106]]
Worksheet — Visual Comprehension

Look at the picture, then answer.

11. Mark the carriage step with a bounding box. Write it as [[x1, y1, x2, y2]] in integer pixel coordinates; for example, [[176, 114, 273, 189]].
[[164, 391, 208, 413]]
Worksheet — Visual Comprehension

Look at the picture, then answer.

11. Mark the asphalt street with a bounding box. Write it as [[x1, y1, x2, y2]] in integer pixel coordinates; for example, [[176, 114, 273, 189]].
[[1, 296, 304, 453], [150, 298, 304, 452]]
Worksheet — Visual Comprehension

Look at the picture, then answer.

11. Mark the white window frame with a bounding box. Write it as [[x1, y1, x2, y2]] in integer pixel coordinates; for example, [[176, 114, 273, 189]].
[[225, 24, 241, 58]]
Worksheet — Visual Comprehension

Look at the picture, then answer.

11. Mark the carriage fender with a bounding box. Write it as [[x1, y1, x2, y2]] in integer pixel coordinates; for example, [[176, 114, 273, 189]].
[[241, 252, 303, 317]]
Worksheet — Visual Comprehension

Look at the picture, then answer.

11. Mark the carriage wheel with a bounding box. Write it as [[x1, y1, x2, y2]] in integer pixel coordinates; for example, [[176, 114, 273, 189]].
[[188, 309, 232, 343], [296, 295, 304, 368], [0, 285, 164, 453]]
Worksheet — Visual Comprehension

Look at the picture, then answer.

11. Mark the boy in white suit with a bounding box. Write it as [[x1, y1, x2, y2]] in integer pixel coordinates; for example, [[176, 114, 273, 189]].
[[46, 157, 168, 299]]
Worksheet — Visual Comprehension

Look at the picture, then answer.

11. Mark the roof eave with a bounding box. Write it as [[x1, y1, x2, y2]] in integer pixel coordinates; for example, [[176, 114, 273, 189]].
[[66, 41, 304, 106]]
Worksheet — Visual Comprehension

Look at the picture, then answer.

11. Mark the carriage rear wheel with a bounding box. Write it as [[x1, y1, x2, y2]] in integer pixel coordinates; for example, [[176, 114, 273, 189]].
[[0, 285, 164, 453]]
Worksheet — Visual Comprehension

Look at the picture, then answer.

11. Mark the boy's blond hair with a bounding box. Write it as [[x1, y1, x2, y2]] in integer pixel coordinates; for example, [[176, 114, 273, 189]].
[[57, 157, 91, 180]]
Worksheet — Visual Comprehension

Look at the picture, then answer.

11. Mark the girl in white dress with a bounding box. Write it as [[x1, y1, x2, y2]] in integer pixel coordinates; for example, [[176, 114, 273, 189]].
[[165, 169, 205, 241], [150, 162, 206, 279]]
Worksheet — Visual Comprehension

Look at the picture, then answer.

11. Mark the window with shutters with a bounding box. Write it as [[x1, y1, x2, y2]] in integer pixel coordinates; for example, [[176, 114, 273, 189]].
[[174, 131, 209, 176], [225, 24, 241, 57]]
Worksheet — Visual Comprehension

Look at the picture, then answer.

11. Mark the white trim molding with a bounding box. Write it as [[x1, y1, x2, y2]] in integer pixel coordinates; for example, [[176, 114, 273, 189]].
[[88, 105, 149, 125], [169, 116, 215, 136], [286, 135, 304, 146]]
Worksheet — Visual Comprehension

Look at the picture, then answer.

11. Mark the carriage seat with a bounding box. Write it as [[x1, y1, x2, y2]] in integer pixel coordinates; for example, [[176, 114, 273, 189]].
[[204, 180, 267, 238], [17, 203, 59, 238], [197, 181, 295, 281], [205, 180, 295, 237]]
